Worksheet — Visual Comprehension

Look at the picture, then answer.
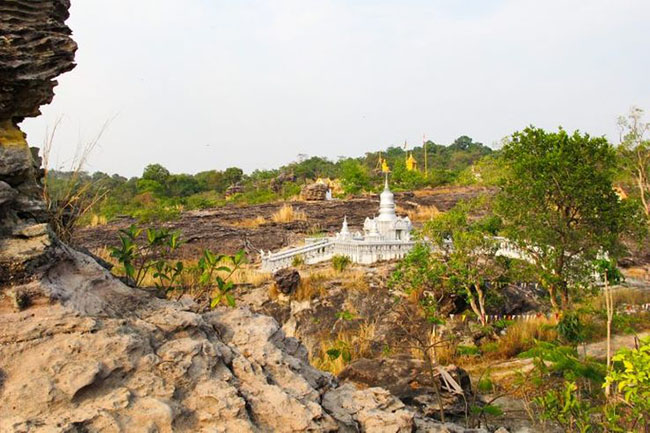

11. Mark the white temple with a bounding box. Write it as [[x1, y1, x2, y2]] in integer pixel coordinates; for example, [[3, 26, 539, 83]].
[[261, 176, 415, 272]]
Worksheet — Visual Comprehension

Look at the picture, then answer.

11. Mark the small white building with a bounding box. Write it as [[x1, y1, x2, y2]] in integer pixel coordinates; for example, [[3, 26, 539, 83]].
[[261, 176, 415, 272]]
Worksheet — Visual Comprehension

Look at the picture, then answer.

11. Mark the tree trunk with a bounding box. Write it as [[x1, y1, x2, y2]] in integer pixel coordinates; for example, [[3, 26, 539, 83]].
[[636, 156, 650, 216], [547, 285, 559, 312], [604, 275, 613, 397], [467, 286, 487, 326], [559, 281, 570, 311]]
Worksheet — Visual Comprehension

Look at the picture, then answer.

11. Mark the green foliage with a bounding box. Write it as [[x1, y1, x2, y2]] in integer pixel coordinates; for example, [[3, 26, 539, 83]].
[[388, 243, 441, 295], [421, 200, 506, 325], [495, 126, 641, 310], [522, 341, 606, 384], [292, 255, 304, 267], [524, 338, 650, 432], [339, 159, 371, 194], [109, 224, 246, 306], [191, 249, 247, 308], [470, 403, 503, 417], [534, 381, 596, 433], [556, 312, 585, 345], [52, 138, 497, 223], [331, 254, 351, 272], [457, 345, 480, 356], [604, 337, 650, 426], [109, 224, 183, 290], [335, 310, 356, 321], [142, 163, 170, 184], [617, 107, 650, 215], [326, 340, 352, 363], [477, 376, 495, 393]]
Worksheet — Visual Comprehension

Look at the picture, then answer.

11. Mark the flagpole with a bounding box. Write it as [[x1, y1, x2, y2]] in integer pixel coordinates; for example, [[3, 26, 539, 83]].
[[423, 133, 428, 178]]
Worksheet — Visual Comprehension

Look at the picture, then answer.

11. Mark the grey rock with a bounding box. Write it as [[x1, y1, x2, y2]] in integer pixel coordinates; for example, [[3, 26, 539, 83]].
[[0, 181, 17, 206], [274, 267, 301, 295]]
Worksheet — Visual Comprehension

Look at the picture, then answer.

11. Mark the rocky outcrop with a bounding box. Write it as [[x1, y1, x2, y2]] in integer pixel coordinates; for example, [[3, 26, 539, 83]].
[[0, 0, 77, 285], [0, 247, 462, 432], [339, 357, 473, 420], [301, 182, 330, 201]]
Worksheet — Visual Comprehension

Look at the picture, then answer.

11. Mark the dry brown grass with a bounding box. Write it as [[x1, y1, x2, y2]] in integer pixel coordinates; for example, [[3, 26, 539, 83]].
[[593, 287, 650, 309], [406, 205, 441, 223], [341, 270, 370, 292], [486, 317, 557, 360], [271, 204, 307, 223], [294, 272, 328, 301], [292, 268, 369, 301], [231, 215, 267, 228], [310, 323, 376, 375]]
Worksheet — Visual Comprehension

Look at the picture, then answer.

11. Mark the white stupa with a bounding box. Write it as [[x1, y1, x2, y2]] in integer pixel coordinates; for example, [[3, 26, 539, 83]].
[[261, 175, 415, 272]]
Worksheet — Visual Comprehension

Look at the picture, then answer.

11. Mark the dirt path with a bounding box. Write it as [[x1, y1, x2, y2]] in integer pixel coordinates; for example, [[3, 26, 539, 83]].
[[476, 330, 650, 382]]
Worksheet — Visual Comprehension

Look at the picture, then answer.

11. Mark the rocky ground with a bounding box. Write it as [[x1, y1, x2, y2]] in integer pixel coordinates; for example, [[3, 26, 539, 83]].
[[0, 245, 495, 433], [73, 186, 492, 260]]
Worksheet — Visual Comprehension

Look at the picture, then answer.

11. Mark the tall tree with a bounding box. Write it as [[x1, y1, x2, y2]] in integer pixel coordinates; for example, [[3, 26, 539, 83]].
[[496, 127, 633, 311], [618, 106, 650, 216]]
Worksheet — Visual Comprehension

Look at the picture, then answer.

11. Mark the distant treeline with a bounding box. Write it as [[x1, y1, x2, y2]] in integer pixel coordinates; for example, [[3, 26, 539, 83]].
[[47, 135, 495, 223]]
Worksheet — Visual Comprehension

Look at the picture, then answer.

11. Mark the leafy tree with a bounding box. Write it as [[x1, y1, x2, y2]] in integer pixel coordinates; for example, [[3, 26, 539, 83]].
[[142, 163, 170, 184], [222, 167, 244, 187], [339, 159, 371, 194], [422, 201, 505, 326], [195, 170, 224, 191], [617, 106, 650, 216], [495, 127, 635, 311], [167, 173, 200, 197]]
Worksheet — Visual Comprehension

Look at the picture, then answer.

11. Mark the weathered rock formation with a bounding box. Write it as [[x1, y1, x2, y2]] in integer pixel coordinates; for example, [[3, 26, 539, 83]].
[[1, 248, 436, 432], [301, 182, 330, 201], [0, 0, 77, 285]]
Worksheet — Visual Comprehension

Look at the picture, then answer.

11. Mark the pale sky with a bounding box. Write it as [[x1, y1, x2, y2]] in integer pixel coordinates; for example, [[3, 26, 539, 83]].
[[22, 0, 650, 177]]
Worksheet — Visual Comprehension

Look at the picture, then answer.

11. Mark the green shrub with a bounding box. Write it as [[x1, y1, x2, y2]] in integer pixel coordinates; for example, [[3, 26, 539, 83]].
[[332, 255, 351, 272], [457, 345, 480, 356]]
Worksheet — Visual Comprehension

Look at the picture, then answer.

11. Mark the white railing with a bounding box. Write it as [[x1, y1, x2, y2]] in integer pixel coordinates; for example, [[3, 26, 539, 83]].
[[261, 239, 334, 272]]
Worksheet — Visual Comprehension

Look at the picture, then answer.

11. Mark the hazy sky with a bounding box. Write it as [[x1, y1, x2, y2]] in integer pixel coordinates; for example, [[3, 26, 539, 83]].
[[22, 0, 650, 177]]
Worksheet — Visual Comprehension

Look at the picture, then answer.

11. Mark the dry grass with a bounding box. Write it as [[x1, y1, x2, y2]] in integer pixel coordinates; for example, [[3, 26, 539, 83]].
[[294, 272, 328, 301], [271, 204, 307, 223], [406, 205, 441, 222], [341, 270, 370, 292], [311, 323, 376, 375], [593, 287, 650, 309], [231, 215, 267, 228], [485, 317, 557, 360]]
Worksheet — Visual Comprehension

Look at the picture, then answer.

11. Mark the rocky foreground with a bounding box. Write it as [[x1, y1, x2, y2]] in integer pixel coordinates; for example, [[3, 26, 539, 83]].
[[0, 246, 490, 433]]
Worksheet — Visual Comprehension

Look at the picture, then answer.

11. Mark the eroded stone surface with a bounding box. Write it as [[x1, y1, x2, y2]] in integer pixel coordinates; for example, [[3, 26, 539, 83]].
[[0, 248, 462, 432], [0, 0, 77, 284]]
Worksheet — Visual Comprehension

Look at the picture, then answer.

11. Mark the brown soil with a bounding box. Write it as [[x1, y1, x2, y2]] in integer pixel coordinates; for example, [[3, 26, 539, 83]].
[[73, 186, 493, 261]]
